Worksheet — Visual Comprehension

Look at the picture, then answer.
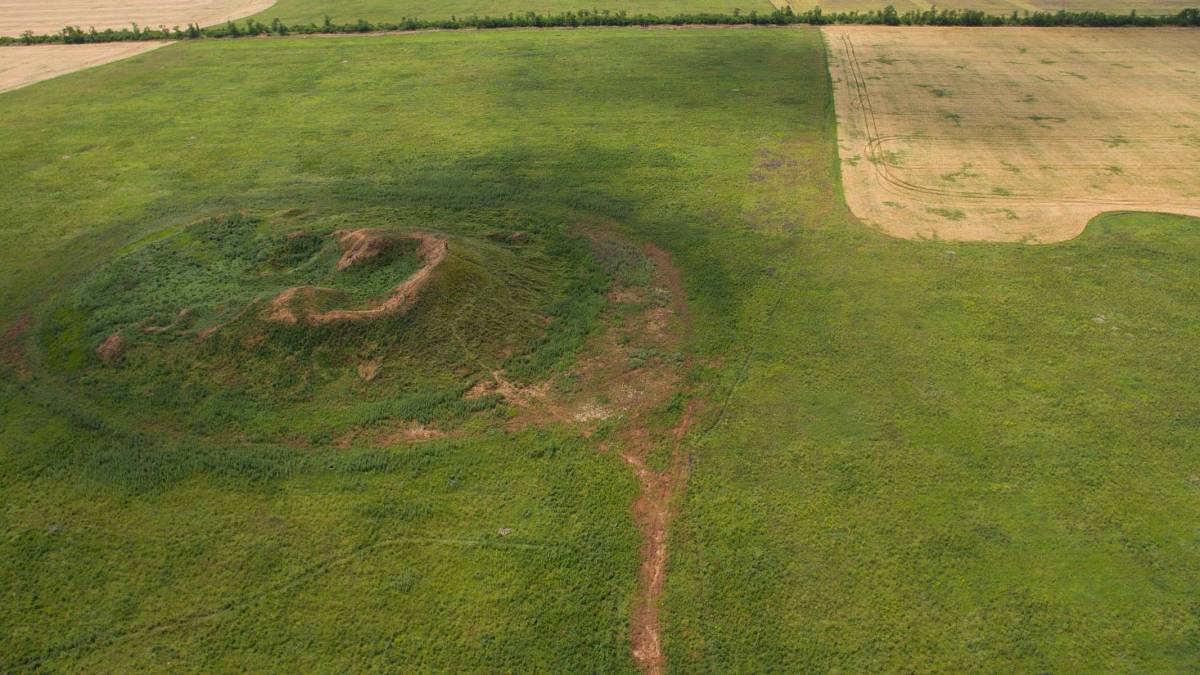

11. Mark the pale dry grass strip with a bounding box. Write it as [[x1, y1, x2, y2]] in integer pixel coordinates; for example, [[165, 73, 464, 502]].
[[0, 41, 168, 94], [0, 0, 275, 37]]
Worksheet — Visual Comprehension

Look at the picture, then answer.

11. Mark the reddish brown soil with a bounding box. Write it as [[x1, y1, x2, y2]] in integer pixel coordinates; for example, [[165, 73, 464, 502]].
[[268, 230, 447, 326], [472, 230, 695, 674], [618, 243, 695, 675], [96, 331, 125, 362], [334, 228, 392, 271], [1, 314, 30, 379], [625, 398, 700, 675]]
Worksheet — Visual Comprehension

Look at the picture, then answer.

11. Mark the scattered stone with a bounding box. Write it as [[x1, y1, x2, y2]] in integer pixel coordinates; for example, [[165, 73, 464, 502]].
[[572, 401, 611, 423]]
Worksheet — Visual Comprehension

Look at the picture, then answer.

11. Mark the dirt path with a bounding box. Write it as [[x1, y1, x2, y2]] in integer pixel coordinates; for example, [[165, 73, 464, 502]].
[[0, 41, 168, 94], [618, 243, 695, 675], [624, 397, 698, 675], [1, 314, 30, 379], [267, 230, 448, 326], [470, 233, 695, 673]]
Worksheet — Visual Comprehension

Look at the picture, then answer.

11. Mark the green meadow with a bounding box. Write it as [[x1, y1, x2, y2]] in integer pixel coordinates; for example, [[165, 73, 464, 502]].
[[2, 26, 1198, 671]]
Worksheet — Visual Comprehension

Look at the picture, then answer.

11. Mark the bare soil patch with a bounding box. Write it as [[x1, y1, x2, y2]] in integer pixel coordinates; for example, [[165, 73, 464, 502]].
[[0, 42, 167, 94], [334, 228, 395, 270], [96, 331, 125, 362], [0, 0, 275, 36], [1, 314, 30, 379], [825, 27, 1200, 242], [469, 229, 695, 674]]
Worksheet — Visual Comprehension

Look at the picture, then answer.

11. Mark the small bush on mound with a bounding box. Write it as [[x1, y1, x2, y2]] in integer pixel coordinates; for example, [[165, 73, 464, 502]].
[[38, 209, 613, 441]]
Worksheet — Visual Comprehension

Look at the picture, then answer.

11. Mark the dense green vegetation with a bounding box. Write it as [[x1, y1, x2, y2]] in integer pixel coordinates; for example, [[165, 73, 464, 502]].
[[667, 204, 1200, 669], [39, 208, 608, 441], [250, 0, 756, 25], [2, 25, 1199, 672], [6, 6, 1198, 45]]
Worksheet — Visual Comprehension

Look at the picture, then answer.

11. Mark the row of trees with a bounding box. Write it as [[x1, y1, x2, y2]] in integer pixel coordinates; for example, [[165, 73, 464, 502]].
[[5, 6, 1199, 45]]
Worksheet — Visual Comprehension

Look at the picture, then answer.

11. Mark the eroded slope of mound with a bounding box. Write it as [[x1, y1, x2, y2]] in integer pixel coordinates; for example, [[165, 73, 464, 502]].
[[267, 229, 447, 326]]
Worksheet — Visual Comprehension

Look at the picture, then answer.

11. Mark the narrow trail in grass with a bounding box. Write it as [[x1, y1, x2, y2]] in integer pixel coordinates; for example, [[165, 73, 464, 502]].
[[266, 229, 448, 325], [477, 233, 697, 673], [623, 398, 698, 675], [614, 243, 695, 675]]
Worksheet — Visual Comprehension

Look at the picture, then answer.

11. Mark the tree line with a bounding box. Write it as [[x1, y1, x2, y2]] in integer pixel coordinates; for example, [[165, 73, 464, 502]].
[[3, 6, 1199, 46]]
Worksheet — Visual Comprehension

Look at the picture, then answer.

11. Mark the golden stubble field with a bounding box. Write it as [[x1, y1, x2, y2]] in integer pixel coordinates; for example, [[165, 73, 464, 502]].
[[0, 0, 274, 36], [781, 0, 1198, 15], [0, 42, 167, 93], [825, 26, 1200, 242], [0, 0, 275, 93]]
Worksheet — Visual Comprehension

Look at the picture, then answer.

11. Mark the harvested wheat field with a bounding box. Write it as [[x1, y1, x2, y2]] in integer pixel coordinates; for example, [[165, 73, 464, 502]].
[[0, 0, 274, 36], [826, 26, 1200, 242], [781, 0, 1198, 14], [0, 42, 167, 93]]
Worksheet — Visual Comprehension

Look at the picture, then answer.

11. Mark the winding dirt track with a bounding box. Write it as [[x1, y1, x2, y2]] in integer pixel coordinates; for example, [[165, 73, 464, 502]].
[[469, 232, 695, 674], [619, 243, 694, 675], [826, 26, 1200, 242], [267, 230, 447, 326]]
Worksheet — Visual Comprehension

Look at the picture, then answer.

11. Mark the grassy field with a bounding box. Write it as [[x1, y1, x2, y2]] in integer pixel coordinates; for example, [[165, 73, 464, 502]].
[[0, 28, 802, 670], [667, 205, 1200, 670], [249, 0, 767, 25], [2, 25, 1200, 672]]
